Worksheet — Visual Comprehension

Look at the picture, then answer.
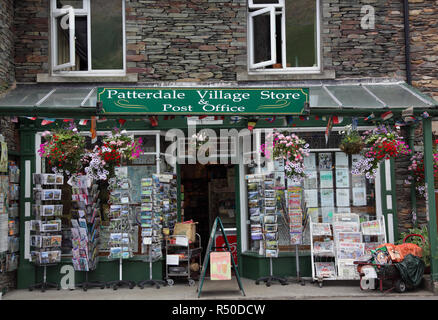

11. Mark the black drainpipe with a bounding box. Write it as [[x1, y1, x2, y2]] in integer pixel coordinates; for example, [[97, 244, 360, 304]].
[[403, 0, 412, 85]]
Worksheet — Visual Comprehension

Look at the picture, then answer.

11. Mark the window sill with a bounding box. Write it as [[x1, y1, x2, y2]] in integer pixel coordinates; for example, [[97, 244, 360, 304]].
[[237, 69, 335, 81], [37, 73, 138, 83]]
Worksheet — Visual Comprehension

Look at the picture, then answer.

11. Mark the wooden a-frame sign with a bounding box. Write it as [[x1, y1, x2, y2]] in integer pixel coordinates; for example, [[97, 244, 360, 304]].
[[197, 217, 245, 298]]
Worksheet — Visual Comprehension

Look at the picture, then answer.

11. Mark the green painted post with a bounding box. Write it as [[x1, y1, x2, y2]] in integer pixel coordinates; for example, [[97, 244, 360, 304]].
[[408, 125, 418, 228], [390, 158, 399, 241], [422, 117, 438, 282]]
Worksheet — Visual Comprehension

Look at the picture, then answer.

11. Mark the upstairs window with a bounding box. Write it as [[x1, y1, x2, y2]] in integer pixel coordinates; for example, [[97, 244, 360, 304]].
[[50, 0, 125, 75], [248, 0, 321, 72]]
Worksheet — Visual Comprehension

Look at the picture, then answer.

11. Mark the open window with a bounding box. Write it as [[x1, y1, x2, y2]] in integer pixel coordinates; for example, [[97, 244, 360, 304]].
[[50, 0, 125, 75], [247, 0, 321, 72], [52, 6, 76, 71]]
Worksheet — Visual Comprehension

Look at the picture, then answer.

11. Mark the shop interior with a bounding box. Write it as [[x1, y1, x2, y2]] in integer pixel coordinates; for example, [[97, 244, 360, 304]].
[[180, 164, 236, 258]]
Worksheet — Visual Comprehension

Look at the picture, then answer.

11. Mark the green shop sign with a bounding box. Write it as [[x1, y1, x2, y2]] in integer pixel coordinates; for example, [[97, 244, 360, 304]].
[[97, 87, 308, 115]]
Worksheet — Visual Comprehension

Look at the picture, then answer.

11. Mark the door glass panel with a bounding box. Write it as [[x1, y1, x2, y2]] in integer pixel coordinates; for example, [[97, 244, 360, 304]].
[[57, 0, 83, 9]]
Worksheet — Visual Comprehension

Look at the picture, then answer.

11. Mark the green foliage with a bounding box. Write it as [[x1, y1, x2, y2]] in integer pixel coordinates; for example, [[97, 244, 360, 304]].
[[397, 225, 430, 267]]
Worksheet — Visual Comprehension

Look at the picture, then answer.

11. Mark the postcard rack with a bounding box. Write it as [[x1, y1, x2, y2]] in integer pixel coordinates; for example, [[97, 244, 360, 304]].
[[137, 176, 166, 289], [69, 174, 105, 291], [246, 173, 287, 286], [106, 177, 136, 290], [29, 173, 63, 292]]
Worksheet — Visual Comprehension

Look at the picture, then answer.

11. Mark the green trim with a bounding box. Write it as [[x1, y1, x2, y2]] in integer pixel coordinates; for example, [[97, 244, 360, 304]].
[[390, 158, 399, 241], [422, 118, 438, 281], [234, 164, 242, 273], [408, 125, 418, 227]]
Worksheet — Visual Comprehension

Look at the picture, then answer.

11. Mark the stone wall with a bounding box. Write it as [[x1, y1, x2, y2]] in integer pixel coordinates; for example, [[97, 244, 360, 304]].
[[324, 0, 407, 80], [409, 0, 438, 102]]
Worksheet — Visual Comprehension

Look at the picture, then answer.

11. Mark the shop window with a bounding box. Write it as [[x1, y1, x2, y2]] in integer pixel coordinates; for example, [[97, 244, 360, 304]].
[[247, 0, 321, 72], [50, 0, 125, 75], [245, 130, 377, 254]]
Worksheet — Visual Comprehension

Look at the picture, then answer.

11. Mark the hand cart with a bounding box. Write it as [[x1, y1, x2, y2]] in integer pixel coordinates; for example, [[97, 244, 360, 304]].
[[165, 233, 202, 286], [354, 234, 425, 293]]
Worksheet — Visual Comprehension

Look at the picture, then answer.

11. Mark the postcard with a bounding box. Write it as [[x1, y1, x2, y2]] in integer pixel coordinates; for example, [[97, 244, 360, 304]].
[[263, 215, 277, 224], [321, 207, 335, 223]]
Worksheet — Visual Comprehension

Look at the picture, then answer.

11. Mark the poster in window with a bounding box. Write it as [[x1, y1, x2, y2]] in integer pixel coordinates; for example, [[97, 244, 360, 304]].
[[336, 188, 350, 207], [320, 189, 334, 207], [352, 187, 367, 206], [304, 189, 318, 208], [274, 159, 285, 172], [318, 153, 332, 170], [304, 153, 316, 170], [319, 170, 333, 188], [335, 168, 350, 188], [335, 152, 349, 168], [352, 174, 366, 188], [274, 171, 285, 190], [321, 207, 335, 223], [307, 207, 320, 223], [304, 170, 317, 189]]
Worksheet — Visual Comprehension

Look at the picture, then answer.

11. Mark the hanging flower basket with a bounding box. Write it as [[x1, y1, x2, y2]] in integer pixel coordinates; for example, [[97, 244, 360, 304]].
[[351, 125, 411, 181], [81, 128, 143, 182], [261, 130, 310, 183], [405, 151, 438, 199], [339, 125, 364, 155], [38, 127, 85, 176]]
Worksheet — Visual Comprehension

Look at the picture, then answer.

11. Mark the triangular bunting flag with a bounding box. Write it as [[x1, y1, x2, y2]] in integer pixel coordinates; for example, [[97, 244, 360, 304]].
[[325, 116, 333, 145], [79, 119, 88, 126], [118, 119, 127, 126], [149, 116, 158, 127], [97, 117, 107, 123], [25, 117, 37, 120], [247, 119, 257, 131], [63, 119, 73, 122], [364, 113, 375, 121], [314, 115, 320, 121], [229, 116, 241, 124], [41, 118, 55, 126], [332, 116, 343, 124], [286, 116, 294, 125], [380, 111, 393, 121]]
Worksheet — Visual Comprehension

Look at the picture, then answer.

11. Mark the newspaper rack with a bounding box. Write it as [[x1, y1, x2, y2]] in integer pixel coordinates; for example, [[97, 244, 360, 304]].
[[310, 214, 386, 287]]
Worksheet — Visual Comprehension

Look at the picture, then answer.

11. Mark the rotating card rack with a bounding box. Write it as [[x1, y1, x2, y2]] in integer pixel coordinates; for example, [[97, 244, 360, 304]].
[[106, 177, 136, 290], [69, 174, 105, 291], [29, 173, 63, 292], [137, 176, 165, 289]]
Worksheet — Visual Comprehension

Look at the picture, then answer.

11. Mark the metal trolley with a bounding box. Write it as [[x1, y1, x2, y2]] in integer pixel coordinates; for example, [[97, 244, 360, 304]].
[[165, 233, 202, 286]]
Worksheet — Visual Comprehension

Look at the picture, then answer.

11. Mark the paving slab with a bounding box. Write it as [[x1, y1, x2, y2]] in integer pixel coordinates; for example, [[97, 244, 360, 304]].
[[2, 278, 437, 300]]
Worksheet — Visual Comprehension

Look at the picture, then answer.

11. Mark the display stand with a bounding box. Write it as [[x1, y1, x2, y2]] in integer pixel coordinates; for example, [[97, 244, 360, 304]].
[[310, 214, 387, 288], [247, 174, 287, 286], [197, 217, 245, 298], [29, 173, 63, 292], [69, 174, 105, 291], [106, 177, 136, 290], [137, 176, 166, 289]]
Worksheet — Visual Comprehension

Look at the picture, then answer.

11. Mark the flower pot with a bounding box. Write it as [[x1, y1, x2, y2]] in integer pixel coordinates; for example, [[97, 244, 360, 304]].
[[339, 141, 364, 155]]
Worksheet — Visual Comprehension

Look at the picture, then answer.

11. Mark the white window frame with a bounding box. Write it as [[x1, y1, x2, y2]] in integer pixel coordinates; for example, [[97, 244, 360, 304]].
[[247, 0, 321, 74], [50, 0, 126, 76]]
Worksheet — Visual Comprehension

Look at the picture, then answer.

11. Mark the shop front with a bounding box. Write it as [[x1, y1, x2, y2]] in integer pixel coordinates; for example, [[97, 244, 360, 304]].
[[0, 80, 437, 289]]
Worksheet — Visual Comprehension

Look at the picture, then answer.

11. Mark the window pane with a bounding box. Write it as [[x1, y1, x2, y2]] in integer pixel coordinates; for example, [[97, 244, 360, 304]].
[[56, 0, 83, 9], [56, 16, 70, 66], [253, 13, 272, 65], [252, 0, 280, 4], [285, 0, 317, 67], [75, 16, 88, 71], [91, 0, 124, 70]]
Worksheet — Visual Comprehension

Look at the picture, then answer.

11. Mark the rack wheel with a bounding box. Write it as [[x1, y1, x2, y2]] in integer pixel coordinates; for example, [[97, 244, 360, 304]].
[[266, 282, 271, 287], [395, 279, 406, 293], [188, 279, 195, 286], [113, 285, 118, 290], [255, 281, 259, 285], [28, 287, 33, 292], [318, 282, 323, 288], [167, 279, 174, 286], [156, 285, 160, 289], [100, 284, 105, 289], [83, 287, 87, 292], [129, 284, 134, 289], [139, 285, 144, 289]]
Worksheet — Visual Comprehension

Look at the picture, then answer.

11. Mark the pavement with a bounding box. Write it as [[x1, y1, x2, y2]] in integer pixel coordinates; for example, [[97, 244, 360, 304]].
[[2, 277, 438, 300]]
